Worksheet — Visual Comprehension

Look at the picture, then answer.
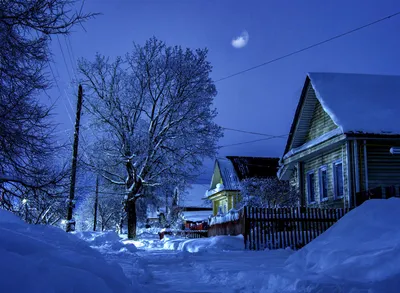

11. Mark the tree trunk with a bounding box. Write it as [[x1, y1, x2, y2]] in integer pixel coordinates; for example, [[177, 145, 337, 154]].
[[127, 199, 137, 239], [93, 176, 99, 231]]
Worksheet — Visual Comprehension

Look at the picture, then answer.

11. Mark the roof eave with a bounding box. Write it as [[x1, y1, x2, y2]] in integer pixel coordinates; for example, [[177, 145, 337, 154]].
[[282, 76, 311, 158]]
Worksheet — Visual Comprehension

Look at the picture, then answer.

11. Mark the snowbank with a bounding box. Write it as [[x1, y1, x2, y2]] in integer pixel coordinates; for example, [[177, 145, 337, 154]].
[[162, 235, 244, 253], [0, 210, 136, 293], [285, 198, 400, 291], [209, 208, 240, 225], [74, 231, 137, 253]]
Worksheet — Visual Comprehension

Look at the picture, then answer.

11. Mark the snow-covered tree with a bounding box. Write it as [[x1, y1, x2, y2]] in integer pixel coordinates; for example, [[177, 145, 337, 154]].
[[75, 188, 123, 232], [239, 177, 299, 208], [0, 0, 95, 220], [78, 38, 222, 238]]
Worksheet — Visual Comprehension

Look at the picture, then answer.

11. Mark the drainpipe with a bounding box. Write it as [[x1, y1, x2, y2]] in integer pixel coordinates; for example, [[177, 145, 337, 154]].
[[363, 140, 369, 191], [346, 141, 353, 208], [353, 140, 360, 194]]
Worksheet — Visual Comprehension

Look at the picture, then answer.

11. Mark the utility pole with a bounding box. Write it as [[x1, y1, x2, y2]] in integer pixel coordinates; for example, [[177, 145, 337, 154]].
[[66, 85, 83, 232], [93, 175, 99, 231]]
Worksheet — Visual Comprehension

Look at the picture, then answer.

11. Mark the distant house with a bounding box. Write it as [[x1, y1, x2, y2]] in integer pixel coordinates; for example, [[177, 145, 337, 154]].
[[205, 156, 280, 215], [145, 184, 212, 229], [178, 184, 212, 230], [278, 72, 400, 208]]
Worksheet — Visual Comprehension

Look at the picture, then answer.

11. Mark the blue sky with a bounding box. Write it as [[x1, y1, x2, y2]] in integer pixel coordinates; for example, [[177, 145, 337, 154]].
[[47, 0, 400, 184]]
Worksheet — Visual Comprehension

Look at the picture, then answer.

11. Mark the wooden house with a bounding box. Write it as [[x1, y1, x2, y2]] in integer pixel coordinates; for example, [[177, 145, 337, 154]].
[[178, 184, 212, 230], [278, 72, 400, 208], [205, 156, 280, 215]]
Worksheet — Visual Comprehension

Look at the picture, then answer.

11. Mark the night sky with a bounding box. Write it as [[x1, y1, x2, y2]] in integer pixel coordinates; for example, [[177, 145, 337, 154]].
[[44, 0, 400, 185]]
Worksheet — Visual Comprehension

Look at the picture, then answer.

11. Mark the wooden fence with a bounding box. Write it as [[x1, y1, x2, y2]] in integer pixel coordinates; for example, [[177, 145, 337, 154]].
[[356, 185, 400, 206], [207, 206, 351, 250], [243, 206, 351, 250], [159, 229, 208, 240], [207, 217, 244, 237]]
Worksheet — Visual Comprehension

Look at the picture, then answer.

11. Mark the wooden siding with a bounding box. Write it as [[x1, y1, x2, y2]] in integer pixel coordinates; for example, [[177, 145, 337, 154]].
[[288, 84, 338, 151], [302, 145, 348, 208], [288, 84, 318, 150], [358, 141, 366, 192], [305, 94, 337, 142], [210, 164, 223, 190], [284, 134, 346, 165], [366, 141, 400, 188], [210, 190, 238, 215]]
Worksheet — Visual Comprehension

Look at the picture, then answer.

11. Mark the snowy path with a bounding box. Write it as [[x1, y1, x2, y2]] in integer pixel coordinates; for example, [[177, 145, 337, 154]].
[[103, 248, 293, 293]]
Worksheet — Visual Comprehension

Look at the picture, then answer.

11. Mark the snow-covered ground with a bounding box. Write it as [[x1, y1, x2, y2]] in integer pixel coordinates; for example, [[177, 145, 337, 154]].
[[0, 210, 138, 293], [3, 198, 400, 293], [100, 233, 294, 292], [94, 198, 400, 292]]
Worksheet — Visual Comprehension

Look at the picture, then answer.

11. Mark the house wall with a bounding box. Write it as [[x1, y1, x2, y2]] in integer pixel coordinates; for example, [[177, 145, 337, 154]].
[[302, 144, 348, 208], [365, 140, 400, 189], [304, 93, 337, 142], [210, 191, 238, 215], [210, 166, 223, 190]]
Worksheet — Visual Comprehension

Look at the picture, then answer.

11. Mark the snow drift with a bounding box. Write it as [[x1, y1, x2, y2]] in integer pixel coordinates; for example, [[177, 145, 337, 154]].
[[0, 210, 137, 293], [74, 230, 138, 253], [162, 235, 244, 253], [285, 198, 400, 292]]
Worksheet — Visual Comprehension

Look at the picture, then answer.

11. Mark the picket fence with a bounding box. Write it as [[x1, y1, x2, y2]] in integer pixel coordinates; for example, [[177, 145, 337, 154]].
[[208, 206, 351, 250]]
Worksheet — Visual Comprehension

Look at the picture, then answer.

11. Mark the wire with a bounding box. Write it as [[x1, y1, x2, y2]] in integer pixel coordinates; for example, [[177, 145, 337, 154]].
[[56, 35, 72, 81], [215, 11, 400, 83], [219, 135, 287, 148], [64, 35, 77, 77], [222, 127, 281, 137]]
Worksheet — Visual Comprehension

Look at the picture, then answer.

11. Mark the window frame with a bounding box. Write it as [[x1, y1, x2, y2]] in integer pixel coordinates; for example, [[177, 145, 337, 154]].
[[306, 171, 316, 204], [319, 165, 328, 201], [333, 160, 344, 199]]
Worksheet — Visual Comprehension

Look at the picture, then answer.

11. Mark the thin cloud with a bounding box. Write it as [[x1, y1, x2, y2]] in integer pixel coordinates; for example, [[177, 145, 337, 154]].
[[231, 31, 249, 49]]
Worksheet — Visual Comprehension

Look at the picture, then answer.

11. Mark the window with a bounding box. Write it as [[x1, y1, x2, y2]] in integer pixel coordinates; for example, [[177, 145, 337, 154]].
[[319, 166, 328, 200], [307, 171, 315, 203], [333, 161, 344, 199]]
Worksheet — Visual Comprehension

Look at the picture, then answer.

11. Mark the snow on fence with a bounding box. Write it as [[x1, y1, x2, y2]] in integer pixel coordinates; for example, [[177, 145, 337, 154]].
[[209, 209, 241, 225], [207, 206, 352, 250], [159, 229, 208, 240]]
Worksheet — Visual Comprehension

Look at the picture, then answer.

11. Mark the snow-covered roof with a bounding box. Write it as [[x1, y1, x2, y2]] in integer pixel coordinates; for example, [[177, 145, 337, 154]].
[[216, 158, 241, 190], [181, 210, 212, 222], [179, 184, 210, 208], [308, 72, 400, 134]]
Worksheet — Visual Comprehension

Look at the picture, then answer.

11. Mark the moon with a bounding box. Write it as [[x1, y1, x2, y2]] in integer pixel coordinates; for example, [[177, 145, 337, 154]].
[[231, 31, 249, 49]]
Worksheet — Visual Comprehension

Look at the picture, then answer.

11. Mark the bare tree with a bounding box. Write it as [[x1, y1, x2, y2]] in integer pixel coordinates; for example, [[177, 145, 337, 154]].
[[75, 188, 122, 232], [0, 0, 96, 219], [239, 177, 299, 208], [78, 37, 222, 238]]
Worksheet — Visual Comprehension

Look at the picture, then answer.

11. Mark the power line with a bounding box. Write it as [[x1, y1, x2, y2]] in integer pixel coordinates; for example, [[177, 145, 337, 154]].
[[222, 127, 281, 137], [56, 35, 72, 81], [64, 35, 77, 77], [219, 135, 287, 148], [215, 11, 400, 83]]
